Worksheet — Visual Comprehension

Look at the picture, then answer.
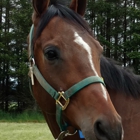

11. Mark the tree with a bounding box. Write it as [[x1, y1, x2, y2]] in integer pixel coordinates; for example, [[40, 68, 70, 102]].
[[0, 0, 34, 112], [85, 0, 140, 74]]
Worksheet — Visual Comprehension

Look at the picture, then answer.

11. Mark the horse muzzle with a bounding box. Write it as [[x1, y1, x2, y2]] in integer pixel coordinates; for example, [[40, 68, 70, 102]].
[[81, 115, 124, 140]]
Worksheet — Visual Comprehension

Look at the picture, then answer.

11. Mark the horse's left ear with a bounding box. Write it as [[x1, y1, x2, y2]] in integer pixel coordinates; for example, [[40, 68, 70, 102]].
[[70, 0, 87, 16]]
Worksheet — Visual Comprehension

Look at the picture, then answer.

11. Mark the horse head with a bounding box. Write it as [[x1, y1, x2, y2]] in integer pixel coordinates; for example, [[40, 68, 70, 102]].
[[28, 0, 123, 140]]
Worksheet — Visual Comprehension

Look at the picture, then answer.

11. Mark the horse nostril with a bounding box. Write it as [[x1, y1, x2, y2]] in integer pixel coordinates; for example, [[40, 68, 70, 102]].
[[94, 118, 123, 140], [94, 120, 108, 140]]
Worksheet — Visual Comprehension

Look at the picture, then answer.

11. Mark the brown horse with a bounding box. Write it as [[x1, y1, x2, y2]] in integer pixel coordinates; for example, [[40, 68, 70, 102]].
[[28, 0, 123, 140], [101, 57, 140, 140]]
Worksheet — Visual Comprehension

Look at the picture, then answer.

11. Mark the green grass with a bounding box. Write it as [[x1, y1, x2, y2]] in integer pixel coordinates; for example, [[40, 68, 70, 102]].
[[0, 123, 54, 140], [0, 110, 45, 123], [0, 111, 54, 139]]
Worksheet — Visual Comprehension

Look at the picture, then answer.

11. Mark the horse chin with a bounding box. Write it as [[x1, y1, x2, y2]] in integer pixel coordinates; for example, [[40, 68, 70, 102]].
[[81, 128, 97, 140]]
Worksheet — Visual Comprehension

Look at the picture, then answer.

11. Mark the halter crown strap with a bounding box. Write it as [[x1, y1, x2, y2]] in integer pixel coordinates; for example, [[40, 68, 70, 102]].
[[29, 25, 34, 59], [28, 24, 105, 131]]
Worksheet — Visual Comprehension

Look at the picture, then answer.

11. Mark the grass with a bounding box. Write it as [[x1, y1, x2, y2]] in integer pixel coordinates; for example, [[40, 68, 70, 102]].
[[0, 111, 54, 139], [0, 110, 45, 123], [0, 123, 53, 140]]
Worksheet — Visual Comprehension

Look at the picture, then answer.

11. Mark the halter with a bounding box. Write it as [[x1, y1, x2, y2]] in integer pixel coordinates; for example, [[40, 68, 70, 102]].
[[28, 25, 105, 139]]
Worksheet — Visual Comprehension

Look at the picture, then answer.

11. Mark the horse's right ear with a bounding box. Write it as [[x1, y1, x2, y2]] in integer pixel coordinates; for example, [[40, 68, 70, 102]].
[[32, 0, 50, 17], [70, 0, 87, 16]]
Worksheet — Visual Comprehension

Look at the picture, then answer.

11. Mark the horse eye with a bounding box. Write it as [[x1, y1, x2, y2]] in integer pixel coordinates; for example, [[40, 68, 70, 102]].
[[45, 50, 58, 61]]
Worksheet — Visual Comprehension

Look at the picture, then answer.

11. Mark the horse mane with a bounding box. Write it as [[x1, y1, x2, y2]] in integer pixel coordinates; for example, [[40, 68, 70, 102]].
[[35, 0, 93, 39], [101, 56, 140, 98]]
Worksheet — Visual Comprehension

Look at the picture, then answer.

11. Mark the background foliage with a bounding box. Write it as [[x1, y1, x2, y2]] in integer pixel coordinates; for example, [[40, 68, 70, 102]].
[[0, 0, 139, 112], [86, 0, 140, 73], [0, 0, 34, 112]]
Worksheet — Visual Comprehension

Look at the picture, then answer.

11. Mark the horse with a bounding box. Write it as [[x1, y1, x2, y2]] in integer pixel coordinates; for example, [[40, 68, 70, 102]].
[[101, 57, 140, 140], [28, 0, 123, 140]]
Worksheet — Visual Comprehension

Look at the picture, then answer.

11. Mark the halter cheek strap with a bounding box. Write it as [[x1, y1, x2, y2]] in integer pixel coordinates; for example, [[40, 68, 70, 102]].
[[28, 25, 105, 132]]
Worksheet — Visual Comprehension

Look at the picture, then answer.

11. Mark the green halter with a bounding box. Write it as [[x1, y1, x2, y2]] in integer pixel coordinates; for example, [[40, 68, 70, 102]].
[[28, 25, 105, 131]]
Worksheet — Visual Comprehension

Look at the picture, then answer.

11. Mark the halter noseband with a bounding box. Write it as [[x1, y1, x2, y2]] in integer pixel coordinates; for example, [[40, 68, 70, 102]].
[[28, 25, 105, 133]]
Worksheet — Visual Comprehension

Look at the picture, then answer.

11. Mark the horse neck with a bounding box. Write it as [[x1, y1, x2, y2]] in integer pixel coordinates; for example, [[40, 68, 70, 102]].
[[108, 88, 140, 118], [108, 88, 140, 140]]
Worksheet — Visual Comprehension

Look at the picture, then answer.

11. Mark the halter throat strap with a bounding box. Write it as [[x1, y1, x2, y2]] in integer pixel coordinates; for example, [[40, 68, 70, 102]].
[[28, 25, 105, 132]]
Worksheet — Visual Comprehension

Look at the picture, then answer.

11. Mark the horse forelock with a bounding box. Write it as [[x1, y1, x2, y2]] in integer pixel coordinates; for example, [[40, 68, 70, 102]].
[[101, 56, 140, 98], [34, 2, 92, 40]]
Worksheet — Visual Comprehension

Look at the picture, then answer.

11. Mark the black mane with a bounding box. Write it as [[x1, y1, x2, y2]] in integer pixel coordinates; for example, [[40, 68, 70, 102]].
[[36, 1, 92, 39], [101, 56, 140, 98]]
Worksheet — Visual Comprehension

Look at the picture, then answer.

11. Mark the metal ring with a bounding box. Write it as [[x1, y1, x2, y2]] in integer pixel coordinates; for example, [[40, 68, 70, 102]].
[[30, 58, 35, 65], [65, 130, 77, 136]]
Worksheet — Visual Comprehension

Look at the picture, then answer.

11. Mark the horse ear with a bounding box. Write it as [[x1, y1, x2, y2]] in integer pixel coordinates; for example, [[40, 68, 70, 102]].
[[32, 0, 50, 16], [70, 0, 87, 16]]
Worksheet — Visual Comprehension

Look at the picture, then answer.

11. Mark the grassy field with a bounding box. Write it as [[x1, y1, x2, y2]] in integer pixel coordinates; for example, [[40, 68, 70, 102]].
[[0, 111, 46, 123], [0, 123, 54, 140], [0, 111, 54, 140]]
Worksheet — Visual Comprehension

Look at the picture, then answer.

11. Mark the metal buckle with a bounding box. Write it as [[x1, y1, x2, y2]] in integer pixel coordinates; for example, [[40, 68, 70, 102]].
[[28, 57, 35, 85], [56, 91, 70, 110]]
